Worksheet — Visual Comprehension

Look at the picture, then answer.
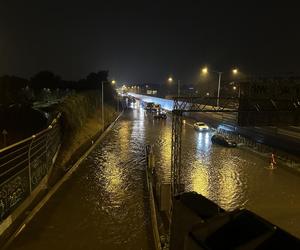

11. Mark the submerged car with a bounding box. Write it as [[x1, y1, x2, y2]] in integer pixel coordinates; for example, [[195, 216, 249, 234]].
[[154, 113, 167, 119], [211, 134, 237, 147], [193, 122, 209, 131]]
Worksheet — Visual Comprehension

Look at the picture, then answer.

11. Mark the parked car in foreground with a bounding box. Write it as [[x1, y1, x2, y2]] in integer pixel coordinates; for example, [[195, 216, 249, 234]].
[[193, 122, 209, 132], [211, 134, 237, 147]]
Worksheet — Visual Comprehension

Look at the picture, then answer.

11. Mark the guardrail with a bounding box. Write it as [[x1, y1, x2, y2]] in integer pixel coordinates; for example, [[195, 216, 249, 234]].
[[0, 113, 61, 221]]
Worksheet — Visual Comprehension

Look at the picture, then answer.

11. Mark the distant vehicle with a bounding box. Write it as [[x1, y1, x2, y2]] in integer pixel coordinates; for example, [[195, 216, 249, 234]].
[[193, 122, 209, 131], [145, 102, 155, 111], [154, 113, 167, 119], [128, 97, 136, 103], [151, 104, 161, 112], [211, 134, 237, 147]]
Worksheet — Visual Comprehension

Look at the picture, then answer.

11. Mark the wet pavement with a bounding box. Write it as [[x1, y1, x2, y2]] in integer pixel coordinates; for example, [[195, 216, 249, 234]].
[[7, 102, 300, 249], [8, 106, 154, 250]]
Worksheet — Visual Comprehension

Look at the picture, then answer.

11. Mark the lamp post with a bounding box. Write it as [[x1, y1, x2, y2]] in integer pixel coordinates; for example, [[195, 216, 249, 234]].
[[101, 81, 104, 129], [216, 71, 222, 107], [168, 77, 181, 97], [111, 80, 119, 113], [202, 67, 238, 107], [102, 80, 116, 129]]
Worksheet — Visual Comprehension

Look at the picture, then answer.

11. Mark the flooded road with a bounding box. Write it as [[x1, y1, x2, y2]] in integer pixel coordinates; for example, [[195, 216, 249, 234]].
[[8, 102, 300, 249], [8, 107, 154, 250]]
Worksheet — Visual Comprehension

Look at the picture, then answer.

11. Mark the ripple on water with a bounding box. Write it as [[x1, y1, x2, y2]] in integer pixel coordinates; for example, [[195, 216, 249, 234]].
[[71, 117, 152, 249]]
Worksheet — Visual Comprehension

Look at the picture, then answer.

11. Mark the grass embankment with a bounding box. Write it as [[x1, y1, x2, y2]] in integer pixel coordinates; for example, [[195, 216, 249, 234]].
[[49, 90, 118, 184]]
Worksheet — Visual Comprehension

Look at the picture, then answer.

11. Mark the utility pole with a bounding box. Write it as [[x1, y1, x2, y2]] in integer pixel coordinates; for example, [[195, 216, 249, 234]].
[[101, 81, 104, 129], [117, 95, 119, 113], [217, 72, 223, 107], [2, 129, 8, 148]]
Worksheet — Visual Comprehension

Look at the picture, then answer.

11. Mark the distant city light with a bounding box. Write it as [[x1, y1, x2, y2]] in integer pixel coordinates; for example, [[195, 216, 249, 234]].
[[233, 86, 237, 90], [112, 80, 116, 84], [206, 92, 210, 96], [168, 77, 173, 83], [232, 68, 238, 74]]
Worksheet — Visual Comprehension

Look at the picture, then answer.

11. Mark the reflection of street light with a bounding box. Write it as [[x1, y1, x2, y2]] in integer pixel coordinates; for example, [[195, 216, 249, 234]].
[[201, 67, 239, 107]]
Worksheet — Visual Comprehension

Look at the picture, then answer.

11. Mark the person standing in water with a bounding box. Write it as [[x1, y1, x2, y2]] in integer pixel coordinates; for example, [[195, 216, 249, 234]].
[[270, 152, 277, 169]]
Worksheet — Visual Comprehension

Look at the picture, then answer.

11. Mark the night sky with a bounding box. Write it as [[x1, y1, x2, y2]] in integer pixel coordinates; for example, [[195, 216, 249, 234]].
[[1, 1, 299, 84]]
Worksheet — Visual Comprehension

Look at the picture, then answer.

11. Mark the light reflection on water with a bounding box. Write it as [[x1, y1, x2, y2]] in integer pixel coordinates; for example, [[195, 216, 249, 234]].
[[180, 130, 248, 211], [8, 101, 300, 250], [146, 109, 300, 237], [88, 103, 300, 239], [113, 102, 300, 238]]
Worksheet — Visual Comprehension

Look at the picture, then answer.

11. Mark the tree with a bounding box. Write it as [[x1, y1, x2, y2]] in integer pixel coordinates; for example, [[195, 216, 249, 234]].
[[0, 75, 29, 105], [30, 71, 62, 90]]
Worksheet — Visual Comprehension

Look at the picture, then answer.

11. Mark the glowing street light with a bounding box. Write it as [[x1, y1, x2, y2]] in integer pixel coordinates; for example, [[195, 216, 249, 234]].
[[233, 86, 237, 90], [232, 68, 238, 75], [112, 80, 116, 85], [168, 76, 181, 96], [202, 67, 208, 74]]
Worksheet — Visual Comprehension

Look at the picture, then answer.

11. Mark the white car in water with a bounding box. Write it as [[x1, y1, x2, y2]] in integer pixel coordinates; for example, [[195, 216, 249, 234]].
[[193, 122, 209, 132]]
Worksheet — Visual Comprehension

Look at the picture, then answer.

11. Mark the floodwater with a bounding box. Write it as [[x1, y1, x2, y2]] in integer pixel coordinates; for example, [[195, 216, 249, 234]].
[[8, 101, 300, 249]]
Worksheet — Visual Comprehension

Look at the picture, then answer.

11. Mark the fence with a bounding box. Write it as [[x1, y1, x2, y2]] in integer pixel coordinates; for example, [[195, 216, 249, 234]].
[[0, 113, 61, 221]]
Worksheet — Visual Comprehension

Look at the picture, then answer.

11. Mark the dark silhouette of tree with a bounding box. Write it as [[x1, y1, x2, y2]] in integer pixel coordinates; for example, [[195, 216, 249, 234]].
[[30, 71, 62, 90], [0, 70, 116, 105], [84, 71, 109, 89], [0, 75, 29, 105]]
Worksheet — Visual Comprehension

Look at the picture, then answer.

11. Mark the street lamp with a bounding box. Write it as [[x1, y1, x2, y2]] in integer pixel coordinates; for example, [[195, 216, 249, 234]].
[[202, 67, 208, 74], [201, 67, 238, 107], [101, 81, 104, 128], [168, 76, 181, 97], [101, 80, 117, 128], [232, 68, 238, 75]]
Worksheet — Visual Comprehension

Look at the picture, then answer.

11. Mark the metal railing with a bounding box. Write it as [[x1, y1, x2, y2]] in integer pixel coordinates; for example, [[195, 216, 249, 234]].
[[0, 113, 61, 221]]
